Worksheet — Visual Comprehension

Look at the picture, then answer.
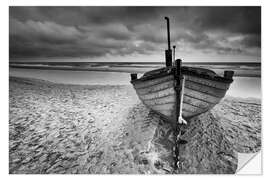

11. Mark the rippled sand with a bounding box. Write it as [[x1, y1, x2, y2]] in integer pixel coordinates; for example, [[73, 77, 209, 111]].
[[9, 77, 261, 174]]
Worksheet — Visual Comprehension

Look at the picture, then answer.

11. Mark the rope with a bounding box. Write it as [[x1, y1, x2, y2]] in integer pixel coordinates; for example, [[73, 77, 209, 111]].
[[173, 76, 188, 172]]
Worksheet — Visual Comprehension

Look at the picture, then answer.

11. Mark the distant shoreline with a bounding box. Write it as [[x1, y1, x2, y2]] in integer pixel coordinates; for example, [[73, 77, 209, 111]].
[[9, 61, 261, 66], [9, 65, 261, 78]]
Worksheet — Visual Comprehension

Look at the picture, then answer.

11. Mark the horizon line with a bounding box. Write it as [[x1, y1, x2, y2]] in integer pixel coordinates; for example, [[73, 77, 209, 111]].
[[9, 61, 261, 65]]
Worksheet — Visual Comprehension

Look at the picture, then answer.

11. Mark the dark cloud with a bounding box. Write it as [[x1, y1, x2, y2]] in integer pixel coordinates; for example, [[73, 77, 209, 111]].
[[9, 6, 261, 59], [188, 7, 261, 34]]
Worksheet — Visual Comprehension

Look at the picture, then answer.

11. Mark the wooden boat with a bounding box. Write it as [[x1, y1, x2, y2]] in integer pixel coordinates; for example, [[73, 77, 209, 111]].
[[130, 17, 234, 126], [131, 65, 234, 125]]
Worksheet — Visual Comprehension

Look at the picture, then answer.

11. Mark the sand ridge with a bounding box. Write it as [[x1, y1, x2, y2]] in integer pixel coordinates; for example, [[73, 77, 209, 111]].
[[9, 77, 261, 174]]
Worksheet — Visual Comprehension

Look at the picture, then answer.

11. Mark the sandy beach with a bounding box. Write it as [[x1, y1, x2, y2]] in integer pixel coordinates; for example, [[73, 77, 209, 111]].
[[9, 77, 261, 174]]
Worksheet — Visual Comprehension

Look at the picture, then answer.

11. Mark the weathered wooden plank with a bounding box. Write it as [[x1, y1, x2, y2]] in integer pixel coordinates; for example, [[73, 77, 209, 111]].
[[135, 80, 174, 95], [182, 102, 204, 112], [156, 109, 174, 118], [185, 80, 227, 98], [133, 75, 174, 89], [149, 102, 175, 111], [144, 94, 175, 106], [140, 87, 175, 100], [183, 96, 212, 109], [184, 88, 222, 104], [185, 75, 230, 90]]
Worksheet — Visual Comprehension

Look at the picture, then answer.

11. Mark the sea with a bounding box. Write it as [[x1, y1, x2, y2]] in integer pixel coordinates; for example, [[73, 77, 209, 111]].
[[9, 62, 261, 99]]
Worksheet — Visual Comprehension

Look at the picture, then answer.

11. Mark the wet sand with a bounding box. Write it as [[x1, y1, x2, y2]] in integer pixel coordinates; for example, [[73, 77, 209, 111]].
[[9, 77, 261, 174]]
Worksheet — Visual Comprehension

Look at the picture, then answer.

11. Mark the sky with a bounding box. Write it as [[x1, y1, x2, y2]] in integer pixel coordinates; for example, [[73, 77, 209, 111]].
[[9, 7, 261, 62]]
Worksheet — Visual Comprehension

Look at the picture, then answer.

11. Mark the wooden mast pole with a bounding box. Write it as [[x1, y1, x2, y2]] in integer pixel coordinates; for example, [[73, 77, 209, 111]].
[[173, 45, 176, 65], [165, 17, 171, 50], [165, 17, 172, 67]]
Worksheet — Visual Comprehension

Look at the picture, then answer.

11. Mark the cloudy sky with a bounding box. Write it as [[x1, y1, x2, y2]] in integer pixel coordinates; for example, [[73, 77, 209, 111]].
[[9, 7, 261, 62]]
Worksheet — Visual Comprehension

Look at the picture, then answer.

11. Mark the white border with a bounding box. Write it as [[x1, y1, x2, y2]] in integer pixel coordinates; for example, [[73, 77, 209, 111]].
[[2, 0, 268, 179], [8, 0, 262, 6]]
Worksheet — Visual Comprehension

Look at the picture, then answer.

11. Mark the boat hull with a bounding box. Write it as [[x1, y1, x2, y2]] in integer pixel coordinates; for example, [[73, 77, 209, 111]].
[[131, 67, 233, 124]]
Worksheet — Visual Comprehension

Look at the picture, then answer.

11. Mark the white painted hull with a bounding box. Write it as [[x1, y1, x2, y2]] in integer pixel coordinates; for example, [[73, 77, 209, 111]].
[[131, 67, 233, 124]]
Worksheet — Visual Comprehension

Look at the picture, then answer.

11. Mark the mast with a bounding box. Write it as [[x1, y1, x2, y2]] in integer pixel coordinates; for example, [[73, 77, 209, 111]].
[[165, 17, 171, 50], [173, 45, 176, 64], [165, 17, 172, 67]]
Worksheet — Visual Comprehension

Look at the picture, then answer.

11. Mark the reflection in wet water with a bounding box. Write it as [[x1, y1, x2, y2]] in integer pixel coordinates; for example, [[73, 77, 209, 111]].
[[227, 77, 261, 99]]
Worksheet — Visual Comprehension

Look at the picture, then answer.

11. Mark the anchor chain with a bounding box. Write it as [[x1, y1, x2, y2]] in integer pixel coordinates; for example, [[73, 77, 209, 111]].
[[173, 123, 187, 172]]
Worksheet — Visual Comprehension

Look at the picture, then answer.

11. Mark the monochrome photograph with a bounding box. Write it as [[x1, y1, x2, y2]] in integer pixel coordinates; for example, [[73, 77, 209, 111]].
[[9, 6, 261, 174]]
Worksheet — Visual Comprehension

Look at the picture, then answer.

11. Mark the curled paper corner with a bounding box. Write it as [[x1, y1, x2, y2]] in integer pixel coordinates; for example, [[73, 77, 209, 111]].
[[236, 151, 262, 175]]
